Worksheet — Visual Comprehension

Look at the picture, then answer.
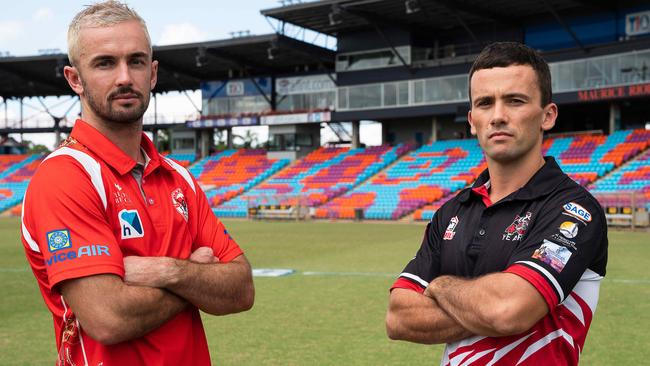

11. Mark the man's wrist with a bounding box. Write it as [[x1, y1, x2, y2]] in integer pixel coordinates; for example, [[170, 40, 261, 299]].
[[161, 257, 186, 288]]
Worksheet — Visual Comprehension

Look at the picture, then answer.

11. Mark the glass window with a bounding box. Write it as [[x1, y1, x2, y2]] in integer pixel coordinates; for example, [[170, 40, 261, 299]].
[[413, 80, 424, 104], [398, 81, 409, 105], [349, 84, 381, 109], [338, 88, 348, 109], [296, 134, 313, 147], [383, 83, 397, 106]]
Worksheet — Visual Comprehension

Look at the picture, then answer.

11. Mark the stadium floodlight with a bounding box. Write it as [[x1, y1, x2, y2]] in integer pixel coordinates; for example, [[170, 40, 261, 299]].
[[195, 47, 208, 68], [405, 0, 421, 14], [328, 5, 343, 26]]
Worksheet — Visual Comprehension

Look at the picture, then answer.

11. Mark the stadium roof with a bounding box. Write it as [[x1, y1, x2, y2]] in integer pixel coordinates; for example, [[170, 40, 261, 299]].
[[0, 33, 334, 99], [262, 0, 647, 37]]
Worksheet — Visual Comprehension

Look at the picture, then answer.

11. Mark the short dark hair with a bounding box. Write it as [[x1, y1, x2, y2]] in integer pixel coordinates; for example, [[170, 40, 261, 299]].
[[469, 42, 552, 107]]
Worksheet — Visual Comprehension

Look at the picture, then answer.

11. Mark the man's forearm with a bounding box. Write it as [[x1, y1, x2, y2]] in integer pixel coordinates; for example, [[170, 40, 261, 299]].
[[387, 288, 473, 344], [425, 273, 548, 336], [124, 254, 254, 315], [60, 274, 187, 345]]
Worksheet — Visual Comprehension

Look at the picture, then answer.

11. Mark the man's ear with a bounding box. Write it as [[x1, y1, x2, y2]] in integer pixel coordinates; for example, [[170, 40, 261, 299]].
[[63, 66, 84, 96], [468, 109, 477, 136], [541, 103, 558, 132], [150, 60, 158, 90]]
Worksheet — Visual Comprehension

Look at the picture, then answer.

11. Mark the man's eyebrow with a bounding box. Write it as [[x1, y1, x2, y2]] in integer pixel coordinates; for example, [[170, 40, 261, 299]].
[[89, 54, 115, 63], [503, 93, 530, 100], [129, 52, 149, 58]]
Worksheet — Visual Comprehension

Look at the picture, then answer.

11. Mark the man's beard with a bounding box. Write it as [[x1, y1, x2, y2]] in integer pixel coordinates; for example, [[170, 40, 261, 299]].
[[83, 79, 150, 125]]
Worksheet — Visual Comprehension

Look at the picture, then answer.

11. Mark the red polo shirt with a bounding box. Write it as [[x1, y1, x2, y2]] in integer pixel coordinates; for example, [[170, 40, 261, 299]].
[[21, 119, 243, 366]]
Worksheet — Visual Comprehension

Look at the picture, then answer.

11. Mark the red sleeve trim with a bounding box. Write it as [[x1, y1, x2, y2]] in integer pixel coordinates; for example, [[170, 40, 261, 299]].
[[504, 263, 558, 310], [390, 277, 425, 293]]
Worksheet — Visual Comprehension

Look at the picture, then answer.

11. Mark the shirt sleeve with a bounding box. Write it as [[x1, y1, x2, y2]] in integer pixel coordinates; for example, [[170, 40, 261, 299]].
[[504, 192, 607, 310], [390, 213, 443, 293], [22, 155, 125, 288], [191, 175, 243, 263]]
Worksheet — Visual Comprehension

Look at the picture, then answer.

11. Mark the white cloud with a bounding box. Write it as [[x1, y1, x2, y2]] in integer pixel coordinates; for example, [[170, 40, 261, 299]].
[[156, 23, 208, 46], [32, 7, 54, 23], [0, 20, 24, 48]]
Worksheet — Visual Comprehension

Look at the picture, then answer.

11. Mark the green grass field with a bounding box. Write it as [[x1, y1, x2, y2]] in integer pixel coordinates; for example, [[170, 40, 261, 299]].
[[0, 217, 648, 365]]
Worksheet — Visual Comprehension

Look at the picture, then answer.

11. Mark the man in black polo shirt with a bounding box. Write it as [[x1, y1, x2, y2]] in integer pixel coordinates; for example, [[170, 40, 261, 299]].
[[386, 42, 607, 366]]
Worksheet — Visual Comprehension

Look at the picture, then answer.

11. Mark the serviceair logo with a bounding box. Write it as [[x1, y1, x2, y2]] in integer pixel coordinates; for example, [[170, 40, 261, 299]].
[[46, 245, 111, 267], [563, 202, 592, 223], [119, 209, 144, 239]]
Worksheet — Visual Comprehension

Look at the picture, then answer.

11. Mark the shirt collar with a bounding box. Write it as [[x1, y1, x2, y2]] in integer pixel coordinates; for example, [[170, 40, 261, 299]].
[[70, 119, 166, 176], [459, 156, 568, 203]]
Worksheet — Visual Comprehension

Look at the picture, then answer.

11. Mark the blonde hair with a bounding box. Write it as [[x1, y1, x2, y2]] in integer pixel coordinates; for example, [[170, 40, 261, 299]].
[[67, 0, 151, 65]]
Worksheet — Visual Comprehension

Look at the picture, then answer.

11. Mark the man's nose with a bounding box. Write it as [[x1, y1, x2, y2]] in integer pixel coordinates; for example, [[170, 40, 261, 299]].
[[115, 61, 133, 86], [490, 101, 508, 126]]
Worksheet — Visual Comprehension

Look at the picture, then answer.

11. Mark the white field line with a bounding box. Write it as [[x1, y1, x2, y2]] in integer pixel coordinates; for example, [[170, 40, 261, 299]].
[[2, 266, 650, 285]]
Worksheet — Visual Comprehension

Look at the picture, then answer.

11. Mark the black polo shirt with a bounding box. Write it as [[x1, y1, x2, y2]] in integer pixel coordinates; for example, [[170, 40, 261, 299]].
[[392, 157, 608, 365]]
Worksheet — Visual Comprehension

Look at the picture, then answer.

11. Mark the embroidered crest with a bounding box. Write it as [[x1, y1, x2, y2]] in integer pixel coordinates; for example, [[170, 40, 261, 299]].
[[443, 216, 459, 240], [502, 211, 532, 241], [171, 188, 189, 222]]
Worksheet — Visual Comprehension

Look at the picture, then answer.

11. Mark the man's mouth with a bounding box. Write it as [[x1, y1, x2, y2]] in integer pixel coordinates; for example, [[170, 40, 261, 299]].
[[489, 131, 513, 139]]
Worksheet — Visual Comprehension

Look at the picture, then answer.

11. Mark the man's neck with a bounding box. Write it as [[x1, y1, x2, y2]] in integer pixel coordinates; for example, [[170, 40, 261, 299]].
[[82, 114, 144, 163], [485, 153, 545, 203]]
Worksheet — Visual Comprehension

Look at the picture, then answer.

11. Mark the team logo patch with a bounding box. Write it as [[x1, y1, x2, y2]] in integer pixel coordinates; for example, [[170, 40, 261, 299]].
[[563, 202, 592, 222], [119, 209, 144, 239], [532, 239, 573, 272], [559, 221, 579, 239], [171, 188, 189, 222], [502, 212, 532, 241], [443, 216, 459, 240], [47, 229, 72, 252]]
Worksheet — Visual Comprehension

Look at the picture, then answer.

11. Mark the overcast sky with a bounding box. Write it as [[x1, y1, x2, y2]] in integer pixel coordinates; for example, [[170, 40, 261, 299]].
[[1, 1, 380, 149]]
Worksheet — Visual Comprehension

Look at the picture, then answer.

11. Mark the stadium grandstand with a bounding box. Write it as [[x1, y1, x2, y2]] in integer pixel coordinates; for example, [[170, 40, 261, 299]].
[[1, 0, 650, 227]]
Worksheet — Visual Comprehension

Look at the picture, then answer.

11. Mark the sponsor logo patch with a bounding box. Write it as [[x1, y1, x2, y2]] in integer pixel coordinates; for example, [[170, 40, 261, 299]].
[[563, 202, 592, 222], [46, 245, 111, 267], [443, 216, 459, 240], [559, 221, 579, 239], [171, 188, 189, 222], [47, 229, 72, 252], [532, 239, 573, 272], [119, 209, 144, 239], [502, 212, 532, 241]]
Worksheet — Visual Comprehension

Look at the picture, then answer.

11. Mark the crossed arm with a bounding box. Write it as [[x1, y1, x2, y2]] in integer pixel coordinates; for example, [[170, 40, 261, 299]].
[[386, 272, 548, 344], [60, 247, 254, 345]]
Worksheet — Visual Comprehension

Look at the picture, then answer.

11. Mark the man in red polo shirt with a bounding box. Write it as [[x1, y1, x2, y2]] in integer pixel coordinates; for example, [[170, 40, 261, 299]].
[[21, 2, 254, 365]]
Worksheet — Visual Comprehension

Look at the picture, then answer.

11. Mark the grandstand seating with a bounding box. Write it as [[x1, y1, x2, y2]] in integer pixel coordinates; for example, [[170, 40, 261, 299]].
[[543, 129, 650, 186], [315, 139, 486, 220], [189, 149, 289, 208], [413, 129, 650, 221], [0, 154, 43, 214], [214, 145, 410, 218], [589, 137, 650, 210], [164, 153, 197, 167]]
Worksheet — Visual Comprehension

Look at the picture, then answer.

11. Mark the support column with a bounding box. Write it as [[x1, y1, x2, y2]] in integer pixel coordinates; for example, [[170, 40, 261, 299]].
[[609, 103, 620, 134], [152, 128, 158, 150], [20, 98, 24, 143], [226, 127, 233, 149], [431, 116, 438, 143], [200, 129, 212, 158], [351, 120, 360, 148]]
